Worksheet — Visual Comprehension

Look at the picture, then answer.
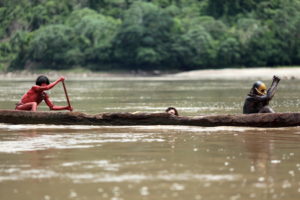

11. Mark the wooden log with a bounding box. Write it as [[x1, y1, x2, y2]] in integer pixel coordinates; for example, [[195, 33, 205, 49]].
[[0, 110, 300, 127]]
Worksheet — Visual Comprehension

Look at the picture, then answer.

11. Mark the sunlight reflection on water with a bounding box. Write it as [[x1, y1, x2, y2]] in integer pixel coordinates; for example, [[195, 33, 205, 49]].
[[0, 131, 166, 153]]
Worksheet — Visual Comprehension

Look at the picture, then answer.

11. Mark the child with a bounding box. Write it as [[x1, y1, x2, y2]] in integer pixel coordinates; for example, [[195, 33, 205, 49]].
[[165, 107, 179, 116], [15, 75, 73, 111], [243, 75, 280, 114]]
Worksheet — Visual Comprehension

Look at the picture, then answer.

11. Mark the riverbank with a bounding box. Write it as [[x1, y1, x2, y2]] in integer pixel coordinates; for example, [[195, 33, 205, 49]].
[[170, 67, 299, 80], [0, 67, 299, 80]]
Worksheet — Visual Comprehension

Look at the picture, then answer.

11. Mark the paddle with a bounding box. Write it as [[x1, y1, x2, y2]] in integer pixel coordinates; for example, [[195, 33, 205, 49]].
[[62, 80, 72, 111]]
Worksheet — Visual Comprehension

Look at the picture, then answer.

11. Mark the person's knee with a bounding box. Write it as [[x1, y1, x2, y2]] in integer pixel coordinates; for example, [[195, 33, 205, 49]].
[[259, 106, 274, 113], [31, 102, 37, 108], [31, 102, 37, 111]]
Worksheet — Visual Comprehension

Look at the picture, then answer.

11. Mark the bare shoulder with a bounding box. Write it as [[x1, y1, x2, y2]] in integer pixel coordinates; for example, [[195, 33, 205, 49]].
[[32, 85, 40, 90]]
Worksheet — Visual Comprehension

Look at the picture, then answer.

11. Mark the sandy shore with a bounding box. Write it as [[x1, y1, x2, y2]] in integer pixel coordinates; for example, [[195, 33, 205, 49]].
[[169, 67, 300, 80], [0, 67, 299, 80]]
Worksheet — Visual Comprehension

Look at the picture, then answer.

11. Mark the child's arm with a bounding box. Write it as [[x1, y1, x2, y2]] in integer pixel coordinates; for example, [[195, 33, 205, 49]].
[[34, 76, 65, 91], [44, 94, 73, 111]]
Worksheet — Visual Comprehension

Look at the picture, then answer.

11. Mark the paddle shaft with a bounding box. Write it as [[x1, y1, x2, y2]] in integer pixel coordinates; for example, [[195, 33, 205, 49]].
[[62, 81, 72, 111]]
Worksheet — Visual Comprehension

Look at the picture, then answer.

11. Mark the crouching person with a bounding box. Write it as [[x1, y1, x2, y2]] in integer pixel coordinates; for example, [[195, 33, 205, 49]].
[[243, 75, 280, 114]]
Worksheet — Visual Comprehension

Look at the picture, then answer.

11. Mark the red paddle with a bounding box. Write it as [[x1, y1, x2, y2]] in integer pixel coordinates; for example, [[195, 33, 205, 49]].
[[62, 80, 72, 111]]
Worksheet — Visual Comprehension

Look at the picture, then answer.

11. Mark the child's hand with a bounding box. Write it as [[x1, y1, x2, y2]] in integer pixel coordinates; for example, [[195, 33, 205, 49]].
[[59, 76, 65, 82], [68, 106, 73, 111]]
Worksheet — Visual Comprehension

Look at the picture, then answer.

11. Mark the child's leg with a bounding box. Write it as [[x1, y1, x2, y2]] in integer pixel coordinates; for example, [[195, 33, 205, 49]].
[[15, 102, 38, 111]]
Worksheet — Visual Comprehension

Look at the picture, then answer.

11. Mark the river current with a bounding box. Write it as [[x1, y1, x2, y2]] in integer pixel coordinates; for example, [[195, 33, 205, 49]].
[[0, 78, 300, 200]]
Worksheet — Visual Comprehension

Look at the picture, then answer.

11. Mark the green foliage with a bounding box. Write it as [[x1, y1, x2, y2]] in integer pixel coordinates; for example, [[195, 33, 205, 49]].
[[28, 25, 74, 69], [28, 0, 71, 30], [242, 28, 282, 66], [184, 16, 228, 40], [206, 0, 268, 18], [172, 26, 217, 70], [114, 2, 175, 69], [0, 0, 300, 71], [67, 8, 120, 68], [217, 37, 241, 67], [9, 31, 32, 70]]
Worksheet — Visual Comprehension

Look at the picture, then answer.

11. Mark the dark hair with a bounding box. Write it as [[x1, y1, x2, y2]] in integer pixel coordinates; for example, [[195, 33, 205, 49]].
[[36, 75, 50, 86], [165, 107, 179, 116]]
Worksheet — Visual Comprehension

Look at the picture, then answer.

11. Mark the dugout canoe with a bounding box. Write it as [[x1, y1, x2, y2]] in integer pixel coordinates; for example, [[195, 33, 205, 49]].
[[0, 110, 300, 127]]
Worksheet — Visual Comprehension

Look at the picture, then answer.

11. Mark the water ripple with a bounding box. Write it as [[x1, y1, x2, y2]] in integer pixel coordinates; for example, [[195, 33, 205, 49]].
[[0, 132, 165, 153]]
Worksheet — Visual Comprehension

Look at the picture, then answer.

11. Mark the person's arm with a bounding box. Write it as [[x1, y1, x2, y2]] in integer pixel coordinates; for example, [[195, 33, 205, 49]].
[[33, 77, 65, 92], [266, 75, 280, 99], [249, 94, 270, 102], [44, 93, 73, 111], [249, 76, 280, 102]]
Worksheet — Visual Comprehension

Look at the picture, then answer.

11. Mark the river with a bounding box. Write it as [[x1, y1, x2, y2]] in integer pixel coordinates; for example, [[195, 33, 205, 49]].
[[0, 78, 300, 200]]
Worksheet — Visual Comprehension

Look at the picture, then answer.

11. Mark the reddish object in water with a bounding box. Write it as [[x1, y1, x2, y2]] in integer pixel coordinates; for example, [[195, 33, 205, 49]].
[[0, 110, 299, 127]]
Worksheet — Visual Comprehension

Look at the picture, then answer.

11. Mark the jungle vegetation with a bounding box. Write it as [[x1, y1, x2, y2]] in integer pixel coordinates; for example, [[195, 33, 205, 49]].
[[0, 0, 300, 71]]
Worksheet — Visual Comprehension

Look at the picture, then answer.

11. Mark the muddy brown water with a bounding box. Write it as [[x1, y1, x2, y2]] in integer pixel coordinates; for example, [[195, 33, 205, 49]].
[[0, 78, 300, 200]]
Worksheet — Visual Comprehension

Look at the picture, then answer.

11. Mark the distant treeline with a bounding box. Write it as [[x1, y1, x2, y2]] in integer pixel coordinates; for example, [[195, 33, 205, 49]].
[[0, 0, 300, 71]]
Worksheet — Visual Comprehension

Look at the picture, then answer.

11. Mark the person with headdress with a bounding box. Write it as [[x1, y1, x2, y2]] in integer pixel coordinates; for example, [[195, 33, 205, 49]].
[[243, 76, 280, 114]]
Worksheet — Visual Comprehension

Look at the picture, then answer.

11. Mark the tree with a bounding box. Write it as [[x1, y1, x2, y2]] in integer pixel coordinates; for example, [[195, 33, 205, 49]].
[[27, 24, 74, 69], [206, 0, 269, 18], [113, 2, 175, 69], [172, 25, 217, 70], [2, 0, 300, 71], [183, 16, 227, 40], [270, 0, 300, 65], [67, 8, 120, 69], [217, 37, 241, 67], [9, 31, 32, 70]]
